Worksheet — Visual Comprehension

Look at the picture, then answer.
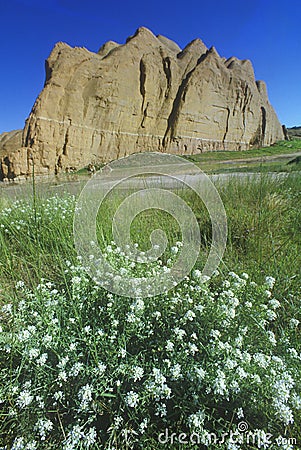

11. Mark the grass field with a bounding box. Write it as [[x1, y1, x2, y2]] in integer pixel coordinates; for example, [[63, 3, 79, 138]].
[[185, 140, 301, 174], [187, 140, 301, 161], [73, 140, 301, 177], [0, 162, 300, 448]]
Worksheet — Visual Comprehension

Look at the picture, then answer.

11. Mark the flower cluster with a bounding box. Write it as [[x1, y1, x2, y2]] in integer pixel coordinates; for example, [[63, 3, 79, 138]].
[[0, 259, 300, 449]]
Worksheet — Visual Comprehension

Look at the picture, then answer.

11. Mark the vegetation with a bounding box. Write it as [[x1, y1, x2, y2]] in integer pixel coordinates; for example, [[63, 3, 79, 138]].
[[0, 171, 300, 448], [185, 140, 301, 174], [73, 140, 301, 177], [186, 140, 301, 162]]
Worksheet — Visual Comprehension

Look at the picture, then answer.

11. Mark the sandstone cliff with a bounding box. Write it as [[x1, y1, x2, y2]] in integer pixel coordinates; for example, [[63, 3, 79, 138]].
[[1, 27, 284, 180]]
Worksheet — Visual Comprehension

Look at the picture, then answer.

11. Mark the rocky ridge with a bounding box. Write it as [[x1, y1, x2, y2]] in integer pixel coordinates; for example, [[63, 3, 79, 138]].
[[287, 126, 301, 139], [1, 27, 284, 180]]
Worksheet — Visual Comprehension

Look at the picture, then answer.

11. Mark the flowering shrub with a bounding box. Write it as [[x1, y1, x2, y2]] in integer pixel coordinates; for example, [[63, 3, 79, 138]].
[[0, 262, 300, 449]]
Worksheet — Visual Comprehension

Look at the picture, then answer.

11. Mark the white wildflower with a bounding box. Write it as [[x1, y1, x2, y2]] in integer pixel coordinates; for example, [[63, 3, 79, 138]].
[[35, 418, 53, 440], [78, 384, 93, 411], [131, 366, 144, 382], [54, 391, 64, 401], [84, 325, 91, 334], [287, 348, 299, 359], [266, 330, 277, 345], [195, 366, 206, 381], [193, 269, 202, 279], [188, 409, 205, 429], [155, 403, 167, 417], [15, 280, 25, 289], [152, 310, 161, 319], [173, 327, 186, 340], [58, 356, 69, 368], [18, 329, 31, 341], [96, 362, 107, 375], [139, 418, 148, 434], [291, 394, 301, 409], [269, 298, 280, 309], [289, 318, 299, 328], [58, 371, 68, 382], [28, 348, 40, 360], [266, 309, 277, 321], [2, 303, 13, 314], [188, 343, 198, 355], [170, 363, 182, 380], [165, 340, 174, 351], [253, 353, 270, 368], [16, 390, 33, 408], [42, 334, 52, 345], [273, 400, 294, 425], [25, 441, 38, 449], [265, 276, 276, 289], [236, 367, 248, 379], [236, 407, 244, 419], [113, 415, 123, 429], [84, 427, 97, 446], [36, 353, 48, 366], [210, 329, 221, 340], [184, 310, 196, 321], [11, 437, 25, 449], [69, 362, 84, 377], [213, 370, 228, 397], [225, 359, 237, 370], [125, 391, 139, 408], [119, 348, 127, 358]]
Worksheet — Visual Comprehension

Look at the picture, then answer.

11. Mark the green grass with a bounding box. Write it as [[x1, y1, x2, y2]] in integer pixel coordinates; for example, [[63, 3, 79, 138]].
[[185, 140, 301, 162], [209, 160, 301, 174], [1, 172, 300, 298], [183, 140, 301, 174], [0, 172, 301, 448]]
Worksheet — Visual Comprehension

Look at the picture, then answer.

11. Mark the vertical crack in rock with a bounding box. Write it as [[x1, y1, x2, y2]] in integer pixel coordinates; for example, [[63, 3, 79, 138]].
[[241, 85, 252, 141], [162, 65, 196, 149], [62, 127, 70, 156], [251, 106, 267, 147], [24, 122, 34, 147], [261, 106, 266, 139], [223, 107, 231, 143], [163, 50, 213, 149], [140, 102, 149, 128], [139, 58, 147, 113], [162, 56, 172, 98]]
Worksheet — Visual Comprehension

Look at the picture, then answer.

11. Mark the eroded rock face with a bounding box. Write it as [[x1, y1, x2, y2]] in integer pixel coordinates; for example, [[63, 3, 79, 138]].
[[1, 27, 284, 180], [0, 130, 27, 180]]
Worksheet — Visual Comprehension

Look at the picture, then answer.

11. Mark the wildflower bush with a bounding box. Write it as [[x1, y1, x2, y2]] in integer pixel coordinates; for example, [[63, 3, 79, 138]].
[[0, 174, 301, 449], [1, 262, 300, 448]]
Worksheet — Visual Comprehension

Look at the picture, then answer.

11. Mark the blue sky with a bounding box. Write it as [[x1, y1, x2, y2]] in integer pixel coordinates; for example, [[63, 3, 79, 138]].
[[0, 0, 300, 133]]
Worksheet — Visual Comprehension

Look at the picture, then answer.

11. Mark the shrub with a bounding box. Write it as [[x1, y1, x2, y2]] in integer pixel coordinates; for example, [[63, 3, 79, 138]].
[[0, 264, 300, 449]]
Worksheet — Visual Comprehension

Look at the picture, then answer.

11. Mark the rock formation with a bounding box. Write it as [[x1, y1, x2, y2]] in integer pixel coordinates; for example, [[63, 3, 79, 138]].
[[287, 126, 301, 140], [0, 130, 23, 180], [1, 27, 284, 180]]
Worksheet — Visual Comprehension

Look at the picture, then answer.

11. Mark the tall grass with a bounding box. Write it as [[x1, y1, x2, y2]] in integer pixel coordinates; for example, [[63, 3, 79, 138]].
[[0, 172, 300, 448], [0, 173, 300, 299]]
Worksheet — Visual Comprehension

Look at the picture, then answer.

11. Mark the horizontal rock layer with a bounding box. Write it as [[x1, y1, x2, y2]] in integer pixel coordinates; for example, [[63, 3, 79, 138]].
[[1, 27, 284, 180]]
